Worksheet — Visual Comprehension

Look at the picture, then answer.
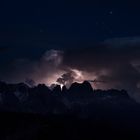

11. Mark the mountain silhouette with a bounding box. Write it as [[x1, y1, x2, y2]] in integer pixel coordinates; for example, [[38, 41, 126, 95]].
[[69, 81, 93, 95], [0, 80, 138, 116], [0, 81, 140, 139], [65, 81, 94, 102]]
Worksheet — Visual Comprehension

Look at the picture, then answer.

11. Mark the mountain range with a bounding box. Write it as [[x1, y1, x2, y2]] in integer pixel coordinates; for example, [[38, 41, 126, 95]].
[[0, 81, 139, 117], [1, 81, 140, 139]]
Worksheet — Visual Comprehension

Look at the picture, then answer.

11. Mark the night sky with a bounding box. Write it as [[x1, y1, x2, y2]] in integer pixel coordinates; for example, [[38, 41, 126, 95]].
[[0, 1, 140, 56], [1, 1, 140, 101]]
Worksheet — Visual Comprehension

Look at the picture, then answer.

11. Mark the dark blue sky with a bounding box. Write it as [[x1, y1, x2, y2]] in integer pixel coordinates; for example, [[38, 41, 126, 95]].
[[0, 1, 140, 59], [0, 2, 140, 40]]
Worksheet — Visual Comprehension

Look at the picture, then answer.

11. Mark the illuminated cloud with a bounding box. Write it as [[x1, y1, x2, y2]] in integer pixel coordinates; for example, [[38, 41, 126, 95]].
[[1, 37, 140, 101], [42, 49, 63, 66]]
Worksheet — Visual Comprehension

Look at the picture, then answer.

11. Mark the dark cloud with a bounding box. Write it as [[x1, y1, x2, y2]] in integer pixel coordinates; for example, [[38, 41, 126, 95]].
[[1, 37, 140, 101], [0, 49, 64, 85], [61, 37, 140, 101]]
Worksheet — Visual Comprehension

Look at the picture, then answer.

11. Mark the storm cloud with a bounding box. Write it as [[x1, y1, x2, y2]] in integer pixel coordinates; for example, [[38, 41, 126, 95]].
[[62, 37, 140, 101], [1, 37, 140, 101]]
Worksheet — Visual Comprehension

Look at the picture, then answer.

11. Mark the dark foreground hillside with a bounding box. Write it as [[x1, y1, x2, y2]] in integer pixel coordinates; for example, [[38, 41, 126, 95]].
[[0, 81, 140, 139], [0, 111, 140, 140]]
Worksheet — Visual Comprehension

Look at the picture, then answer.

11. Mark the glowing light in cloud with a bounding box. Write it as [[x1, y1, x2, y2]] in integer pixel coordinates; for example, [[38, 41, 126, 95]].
[[70, 69, 84, 82]]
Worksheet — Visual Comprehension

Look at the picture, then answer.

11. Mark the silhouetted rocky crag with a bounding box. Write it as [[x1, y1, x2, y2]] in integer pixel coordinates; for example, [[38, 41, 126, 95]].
[[1, 81, 140, 139], [0, 81, 139, 117]]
